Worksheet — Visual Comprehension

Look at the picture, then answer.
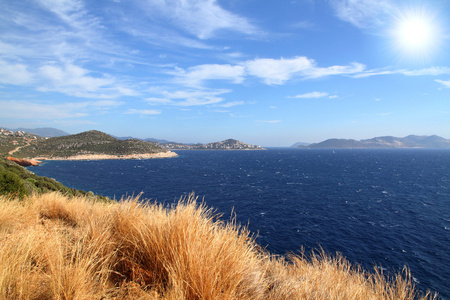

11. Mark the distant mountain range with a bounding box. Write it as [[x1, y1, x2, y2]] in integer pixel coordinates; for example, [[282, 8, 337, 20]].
[[291, 142, 311, 148], [296, 135, 450, 149], [5, 127, 70, 137]]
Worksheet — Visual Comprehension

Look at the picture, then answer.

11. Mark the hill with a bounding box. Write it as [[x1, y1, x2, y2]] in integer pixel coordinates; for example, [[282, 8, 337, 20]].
[[0, 128, 43, 156], [159, 138, 265, 150], [0, 156, 109, 201], [12, 130, 175, 159], [297, 135, 450, 149]]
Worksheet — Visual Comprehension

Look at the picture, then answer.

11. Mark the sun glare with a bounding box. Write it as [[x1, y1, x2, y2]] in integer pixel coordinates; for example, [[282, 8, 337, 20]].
[[398, 17, 433, 48], [393, 6, 441, 61]]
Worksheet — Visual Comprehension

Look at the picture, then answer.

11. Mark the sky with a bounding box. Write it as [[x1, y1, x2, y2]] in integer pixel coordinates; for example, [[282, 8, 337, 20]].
[[1, 0, 449, 147]]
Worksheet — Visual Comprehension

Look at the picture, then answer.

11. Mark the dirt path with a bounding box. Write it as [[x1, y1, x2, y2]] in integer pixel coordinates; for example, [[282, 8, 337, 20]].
[[8, 141, 30, 155]]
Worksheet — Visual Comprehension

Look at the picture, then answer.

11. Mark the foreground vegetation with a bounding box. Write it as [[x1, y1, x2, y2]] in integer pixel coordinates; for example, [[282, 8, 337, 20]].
[[0, 157, 110, 202], [0, 192, 434, 299]]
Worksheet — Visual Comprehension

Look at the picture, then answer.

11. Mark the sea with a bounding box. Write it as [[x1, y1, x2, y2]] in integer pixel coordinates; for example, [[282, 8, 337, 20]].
[[28, 148, 450, 299]]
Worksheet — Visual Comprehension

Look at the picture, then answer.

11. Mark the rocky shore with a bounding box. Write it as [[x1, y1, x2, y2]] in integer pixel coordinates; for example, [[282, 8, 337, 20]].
[[34, 151, 178, 161], [7, 157, 42, 166]]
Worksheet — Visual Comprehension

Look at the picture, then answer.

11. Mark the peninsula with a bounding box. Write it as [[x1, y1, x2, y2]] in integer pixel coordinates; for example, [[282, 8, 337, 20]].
[[3, 129, 177, 164]]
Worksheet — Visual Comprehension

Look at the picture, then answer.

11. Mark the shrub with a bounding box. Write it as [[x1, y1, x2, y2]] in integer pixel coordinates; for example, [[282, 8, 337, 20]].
[[0, 170, 28, 199]]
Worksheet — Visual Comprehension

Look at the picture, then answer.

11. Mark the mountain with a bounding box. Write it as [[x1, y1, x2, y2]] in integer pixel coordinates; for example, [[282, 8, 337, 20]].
[[291, 142, 310, 148], [159, 139, 265, 150], [297, 135, 450, 149], [12, 130, 170, 158], [144, 138, 176, 144], [8, 127, 70, 137]]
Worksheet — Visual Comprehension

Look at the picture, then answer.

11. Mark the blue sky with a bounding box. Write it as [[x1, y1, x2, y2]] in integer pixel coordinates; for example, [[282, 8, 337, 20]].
[[1, 0, 449, 146]]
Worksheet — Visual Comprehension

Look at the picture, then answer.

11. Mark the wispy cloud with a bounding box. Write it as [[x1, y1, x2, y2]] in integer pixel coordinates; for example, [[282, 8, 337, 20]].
[[293, 91, 329, 99], [125, 109, 161, 115], [37, 63, 138, 98], [146, 89, 231, 106], [291, 91, 338, 99], [174, 57, 366, 86], [401, 67, 450, 76], [303, 63, 365, 78], [137, 0, 259, 39], [354, 66, 450, 78], [0, 60, 34, 85], [329, 0, 394, 28], [0, 99, 122, 120], [435, 79, 450, 88], [173, 64, 246, 87], [245, 57, 314, 85], [218, 101, 245, 108]]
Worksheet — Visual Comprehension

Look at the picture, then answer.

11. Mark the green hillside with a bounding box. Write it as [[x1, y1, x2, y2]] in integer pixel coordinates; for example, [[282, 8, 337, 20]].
[[13, 130, 168, 158], [0, 157, 110, 202]]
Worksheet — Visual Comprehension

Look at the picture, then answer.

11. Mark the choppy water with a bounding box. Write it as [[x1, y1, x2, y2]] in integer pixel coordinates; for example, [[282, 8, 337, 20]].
[[29, 149, 450, 298]]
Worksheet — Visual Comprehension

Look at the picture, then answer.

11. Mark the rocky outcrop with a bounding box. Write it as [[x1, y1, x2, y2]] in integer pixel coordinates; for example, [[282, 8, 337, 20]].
[[7, 157, 41, 166]]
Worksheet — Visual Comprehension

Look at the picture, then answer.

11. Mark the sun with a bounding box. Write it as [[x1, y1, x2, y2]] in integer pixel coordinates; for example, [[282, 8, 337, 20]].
[[392, 7, 441, 61], [398, 17, 433, 49]]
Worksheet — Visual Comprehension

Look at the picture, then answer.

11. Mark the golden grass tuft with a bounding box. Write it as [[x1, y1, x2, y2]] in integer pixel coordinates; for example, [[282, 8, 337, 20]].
[[0, 192, 435, 299]]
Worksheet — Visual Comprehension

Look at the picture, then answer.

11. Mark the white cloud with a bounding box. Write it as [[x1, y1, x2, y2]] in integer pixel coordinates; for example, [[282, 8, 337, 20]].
[[402, 67, 450, 76], [435, 79, 450, 88], [36, 0, 84, 20], [304, 62, 365, 78], [174, 64, 245, 87], [39, 64, 112, 92], [38, 63, 137, 98], [217, 101, 244, 108], [145, 97, 173, 105], [245, 57, 314, 85], [146, 89, 231, 106], [125, 109, 161, 115], [353, 69, 395, 78], [0, 60, 34, 85], [329, 0, 394, 28], [141, 0, 258, 39], [293, 92, 329, 99], [0, 99, 121, 120], [354, 66, 450, 78], [172, 57, 367, 87]]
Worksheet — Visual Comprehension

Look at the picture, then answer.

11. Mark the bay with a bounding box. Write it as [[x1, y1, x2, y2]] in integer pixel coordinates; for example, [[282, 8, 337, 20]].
[[29, 148, 450, 298]]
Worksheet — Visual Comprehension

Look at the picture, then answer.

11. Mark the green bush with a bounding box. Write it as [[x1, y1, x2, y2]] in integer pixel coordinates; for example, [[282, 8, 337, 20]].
[[0, 169, 28, 199], [0, 157, 112, 203]]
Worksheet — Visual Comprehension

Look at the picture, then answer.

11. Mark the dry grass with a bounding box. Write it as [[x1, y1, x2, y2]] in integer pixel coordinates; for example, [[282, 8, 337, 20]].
[[0, 192, 435, 299]]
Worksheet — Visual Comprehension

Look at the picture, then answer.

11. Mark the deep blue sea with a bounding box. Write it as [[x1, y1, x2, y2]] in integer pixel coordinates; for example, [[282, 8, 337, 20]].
[[28, 149, 450, 298]]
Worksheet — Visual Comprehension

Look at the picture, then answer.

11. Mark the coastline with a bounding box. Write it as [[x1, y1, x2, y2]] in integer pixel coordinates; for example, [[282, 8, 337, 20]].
[[34, 151, 178, 161]]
